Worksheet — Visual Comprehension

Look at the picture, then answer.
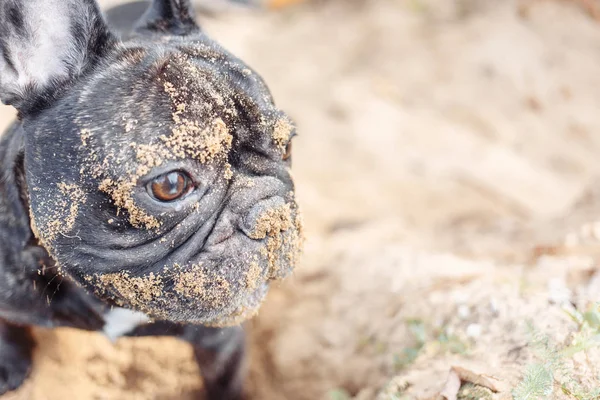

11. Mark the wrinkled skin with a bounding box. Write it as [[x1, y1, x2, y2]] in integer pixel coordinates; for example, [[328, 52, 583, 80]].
[[0, 0, 301, 398]]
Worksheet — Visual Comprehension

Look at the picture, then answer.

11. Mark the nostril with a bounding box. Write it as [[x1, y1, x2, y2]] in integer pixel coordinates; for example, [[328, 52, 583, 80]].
[[240, 196, 287, 239]]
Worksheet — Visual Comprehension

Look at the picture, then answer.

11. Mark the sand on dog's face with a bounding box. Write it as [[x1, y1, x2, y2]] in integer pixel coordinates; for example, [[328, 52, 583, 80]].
[[24, 36, 303, 326]]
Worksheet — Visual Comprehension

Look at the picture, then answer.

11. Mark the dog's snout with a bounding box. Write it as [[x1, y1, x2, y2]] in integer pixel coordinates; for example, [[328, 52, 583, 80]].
[[240, 196, 287, 239]]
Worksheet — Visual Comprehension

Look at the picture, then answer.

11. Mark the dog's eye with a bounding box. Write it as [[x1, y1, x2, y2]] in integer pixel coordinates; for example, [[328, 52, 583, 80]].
[[283, 141, 293, 161], [148, 172, 193, 202]]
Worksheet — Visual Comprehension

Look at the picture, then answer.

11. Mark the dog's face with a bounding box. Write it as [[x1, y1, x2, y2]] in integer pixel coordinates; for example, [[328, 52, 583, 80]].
[[1, 0, 302, 325]]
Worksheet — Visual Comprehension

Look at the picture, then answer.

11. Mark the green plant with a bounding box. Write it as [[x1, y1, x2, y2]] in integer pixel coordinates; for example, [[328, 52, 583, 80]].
[[512, 364, 554, 399], [458, 383, 494, 400], [392, 319, 427, 371], [512, 309, 600, 400], [392, 319, 469, 372], [328, 388, 352, 400]]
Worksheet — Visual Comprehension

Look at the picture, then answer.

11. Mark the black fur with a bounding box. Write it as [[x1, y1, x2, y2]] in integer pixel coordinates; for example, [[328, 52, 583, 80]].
[[0, 322, 34, 394], [136, 0, 200, 35], [0, 0, 300, 398]]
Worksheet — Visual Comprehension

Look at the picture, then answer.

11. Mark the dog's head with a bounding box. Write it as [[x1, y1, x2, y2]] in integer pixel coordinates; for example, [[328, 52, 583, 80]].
[[0, 0, 302, 326]]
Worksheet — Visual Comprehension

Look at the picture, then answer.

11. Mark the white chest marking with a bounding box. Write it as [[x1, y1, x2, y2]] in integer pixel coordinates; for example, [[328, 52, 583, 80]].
[[102, 308, 151, 342]]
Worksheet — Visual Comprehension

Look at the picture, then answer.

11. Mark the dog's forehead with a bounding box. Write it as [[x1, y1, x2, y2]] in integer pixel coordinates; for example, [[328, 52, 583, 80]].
[[24, 35, 296, 192], [72, 38, 279, 143]]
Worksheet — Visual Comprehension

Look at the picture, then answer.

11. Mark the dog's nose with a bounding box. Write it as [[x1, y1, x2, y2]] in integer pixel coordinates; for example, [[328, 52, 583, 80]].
[[240, 196, 288, 239]]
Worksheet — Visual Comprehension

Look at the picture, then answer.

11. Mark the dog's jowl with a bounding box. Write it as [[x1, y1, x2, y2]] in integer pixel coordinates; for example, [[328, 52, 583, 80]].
[[0, 0, 302, 398]]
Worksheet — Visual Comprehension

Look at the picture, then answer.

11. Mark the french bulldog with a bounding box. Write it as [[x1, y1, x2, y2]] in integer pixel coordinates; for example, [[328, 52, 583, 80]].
[[0, 0, 302, 398]]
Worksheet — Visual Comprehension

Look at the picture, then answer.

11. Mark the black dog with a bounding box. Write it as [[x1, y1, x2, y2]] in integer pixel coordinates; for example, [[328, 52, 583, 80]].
[[0, 0, 302, 398]]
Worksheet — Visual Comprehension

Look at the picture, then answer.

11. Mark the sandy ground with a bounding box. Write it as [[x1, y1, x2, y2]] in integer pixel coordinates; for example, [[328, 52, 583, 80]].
[[3, 0, 600, 398]]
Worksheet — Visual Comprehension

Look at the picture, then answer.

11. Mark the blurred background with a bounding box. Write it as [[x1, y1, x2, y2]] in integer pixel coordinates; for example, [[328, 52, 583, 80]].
[[3, 0, 600, 399]]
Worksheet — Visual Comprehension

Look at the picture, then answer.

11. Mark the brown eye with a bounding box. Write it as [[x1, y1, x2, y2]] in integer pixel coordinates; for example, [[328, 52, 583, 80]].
[[283, 141, 292, 161], [149, 172, 193, 202]]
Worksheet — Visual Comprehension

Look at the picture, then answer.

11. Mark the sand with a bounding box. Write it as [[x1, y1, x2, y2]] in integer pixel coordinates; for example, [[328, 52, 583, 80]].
[[3, 0, 600, 398]]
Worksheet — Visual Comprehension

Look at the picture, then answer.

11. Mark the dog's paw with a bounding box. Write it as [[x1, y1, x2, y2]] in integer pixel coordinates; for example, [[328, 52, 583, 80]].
[[0, 324, 34, 395]]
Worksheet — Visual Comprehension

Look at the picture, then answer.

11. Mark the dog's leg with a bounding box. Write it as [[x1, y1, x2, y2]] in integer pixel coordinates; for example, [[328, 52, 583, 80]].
[[189, 325, 247, 400], [128, 322, 247, 400], [0, 320, 34, 395]]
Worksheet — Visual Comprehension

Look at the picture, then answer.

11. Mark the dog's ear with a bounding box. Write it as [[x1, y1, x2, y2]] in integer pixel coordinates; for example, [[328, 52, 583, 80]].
[[0, 0, 117, 115], [135, 0, 200, 36]]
